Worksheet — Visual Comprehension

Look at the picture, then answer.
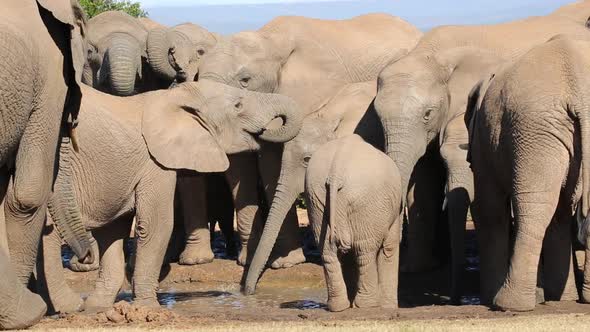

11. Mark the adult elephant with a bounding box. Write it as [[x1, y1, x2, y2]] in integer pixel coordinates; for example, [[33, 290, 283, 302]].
[[466, 34, 590, 311], [374, 3, 590, 304], [84, 11, 166, 96], [147, 23, 219, 84], [0, 0, 88, 328], [198, 14, 422, 281], [38, 81, 301, 312]]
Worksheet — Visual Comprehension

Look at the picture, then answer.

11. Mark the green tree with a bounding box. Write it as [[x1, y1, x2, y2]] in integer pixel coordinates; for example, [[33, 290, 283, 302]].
[[79, 0, 148, 18]]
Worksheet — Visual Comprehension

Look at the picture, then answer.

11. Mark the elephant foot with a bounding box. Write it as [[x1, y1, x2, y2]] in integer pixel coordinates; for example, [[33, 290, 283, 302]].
[[269, 248, 306, 269], [52, 290, 84, 314], [493, 285, 535, 312], [0, 290, 47, 330], [327, 296, 350, 312], [237, 247, 250, 266], [179, 243, 214, 265], [353, 294, 379, 309], [581, 287, 590, 304], [85, 293, 116, 313], [133, 298, 161, 308]]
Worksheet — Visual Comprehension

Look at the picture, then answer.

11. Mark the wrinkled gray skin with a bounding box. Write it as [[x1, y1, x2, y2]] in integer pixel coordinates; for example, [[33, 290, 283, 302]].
[[259, 81, 384, 274], [305, 135, 402, 312], [38, 81, 302, 313], [147, 23, 219, 83], [466, 35, 590, 311], [374, 9, 590, 303], [0, 0, 87, 329], [84, 11, 167, 96], [198, 14, 422, 294]]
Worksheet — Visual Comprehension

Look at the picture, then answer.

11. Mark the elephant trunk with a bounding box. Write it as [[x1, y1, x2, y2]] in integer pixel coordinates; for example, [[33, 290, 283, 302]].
[[47, 136, 92, 263], [146, 28, 178, 81], [105, 35, 141, 96], [255, 95, 303, 143], [243, 170, 300, 295], [383, 119, 425, 200]]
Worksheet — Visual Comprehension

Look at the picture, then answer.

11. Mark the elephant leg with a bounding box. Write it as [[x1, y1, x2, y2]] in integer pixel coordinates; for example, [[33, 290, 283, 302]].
[[403, 156, 445, 273], [131, 171, 175, 307], [177, 174, 213, 265], [207, 173, 236, 258], [441, 150, 473, 304], [0, 249, 46, 330], [352, 243, 380, 309], [471, 172, 510, 305], [323, 250, 350, 312], [494, 154, 566, 311], [5, 89, 63, 285], [38, 216, 82, 314], [378, 215, 401, 309], [85, 218, 131, 311], [542, 206, 577, 302], [225, 153, 265, 266], [258, 144, 305, 269]]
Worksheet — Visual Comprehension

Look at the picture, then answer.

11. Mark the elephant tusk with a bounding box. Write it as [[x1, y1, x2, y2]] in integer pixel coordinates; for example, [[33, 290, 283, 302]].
[[70, 126, 80, 153]]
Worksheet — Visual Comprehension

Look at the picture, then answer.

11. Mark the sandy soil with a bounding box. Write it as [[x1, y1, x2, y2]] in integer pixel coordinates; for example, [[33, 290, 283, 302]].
[[32, 212, 590, 331]]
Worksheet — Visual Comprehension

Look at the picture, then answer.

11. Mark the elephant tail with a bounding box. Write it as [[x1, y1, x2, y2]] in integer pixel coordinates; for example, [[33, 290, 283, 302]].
[[327, 176, 351, 252]]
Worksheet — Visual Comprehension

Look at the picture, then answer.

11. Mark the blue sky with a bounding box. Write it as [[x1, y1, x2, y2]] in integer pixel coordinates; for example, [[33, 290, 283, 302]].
[[138, 0, 575, 34]]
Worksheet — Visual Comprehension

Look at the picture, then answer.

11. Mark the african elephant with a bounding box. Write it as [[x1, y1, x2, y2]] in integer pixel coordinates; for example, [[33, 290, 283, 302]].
[[198, 14, 421, 289], [138, 17, 166, 31], [374, 4, 590, 303], [147, 23, 219, 84], [466, 34, 590, 312], [84, 11, 167, 96], [305, 134, 402, 312], [39, 81, 302, 313], [0, 0, 88, 328]]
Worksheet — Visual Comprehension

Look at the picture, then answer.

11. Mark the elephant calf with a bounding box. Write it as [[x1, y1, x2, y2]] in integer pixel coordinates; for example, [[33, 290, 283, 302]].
[[305, 135, 402, 311], [40, 81, 301, 313]]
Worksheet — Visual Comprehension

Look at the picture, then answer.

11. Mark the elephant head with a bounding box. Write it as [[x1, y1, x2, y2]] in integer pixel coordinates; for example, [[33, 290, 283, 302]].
[[199, 31, 292, 92], [147, 23, 218, 83], [141, 79, 303, 173], [375, 47, 506, 198], [86, 11, 148, 96]]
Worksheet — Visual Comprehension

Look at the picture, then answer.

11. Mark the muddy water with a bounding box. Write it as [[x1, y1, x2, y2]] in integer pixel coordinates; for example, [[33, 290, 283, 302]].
[[155, 283, 326, 313]]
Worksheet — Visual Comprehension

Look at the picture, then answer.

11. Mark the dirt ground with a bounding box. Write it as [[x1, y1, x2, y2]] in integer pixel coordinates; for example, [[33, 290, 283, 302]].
[[33, 212, 590, 331]]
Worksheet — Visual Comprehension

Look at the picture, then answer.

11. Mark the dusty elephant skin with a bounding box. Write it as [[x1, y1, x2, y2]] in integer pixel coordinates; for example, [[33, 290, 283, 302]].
[[466, 34, 590, 312], [84, 11, 168, 96], [0, 0, 88, 329], [198, 13, 422, 292], [305, 135, 402, 312], [374, 2, 590, 304], [147, 23, 219, 84], [37, 81, 302, 314]]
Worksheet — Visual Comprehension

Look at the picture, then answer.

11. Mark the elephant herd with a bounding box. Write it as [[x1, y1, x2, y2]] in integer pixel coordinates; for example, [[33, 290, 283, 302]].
[[2, 0, 590, 329]]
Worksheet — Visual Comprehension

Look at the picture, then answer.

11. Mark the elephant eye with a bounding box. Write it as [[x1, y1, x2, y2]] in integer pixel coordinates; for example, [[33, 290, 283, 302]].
[[234, 101, 243, 111], [197, 49, 205, 56], [303, 156, 312, 166], [239, 77, 250, 88], [424, 109, 434, 121]]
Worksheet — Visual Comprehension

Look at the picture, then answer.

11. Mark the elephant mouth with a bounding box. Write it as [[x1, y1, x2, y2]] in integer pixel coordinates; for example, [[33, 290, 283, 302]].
[[176, 70, 188, 83]]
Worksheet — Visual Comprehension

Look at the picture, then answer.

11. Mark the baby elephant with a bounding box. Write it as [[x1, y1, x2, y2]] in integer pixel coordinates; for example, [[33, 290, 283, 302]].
[[305, 134, 402, 311]]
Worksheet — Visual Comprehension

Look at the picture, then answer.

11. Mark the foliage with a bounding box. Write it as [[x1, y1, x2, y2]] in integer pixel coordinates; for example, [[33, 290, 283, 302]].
[[79, 0, 148, 18], [296, 194, 307, 209]]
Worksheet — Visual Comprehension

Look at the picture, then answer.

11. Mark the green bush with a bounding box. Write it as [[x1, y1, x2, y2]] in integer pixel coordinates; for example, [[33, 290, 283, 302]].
[[80, 0, 148, 18]]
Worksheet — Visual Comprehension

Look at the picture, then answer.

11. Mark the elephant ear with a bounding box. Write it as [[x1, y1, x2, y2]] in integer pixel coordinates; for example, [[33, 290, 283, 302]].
[[464, 74, 494, 163], [37, 0, 86, 85], [141, 90, 230, 173]]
